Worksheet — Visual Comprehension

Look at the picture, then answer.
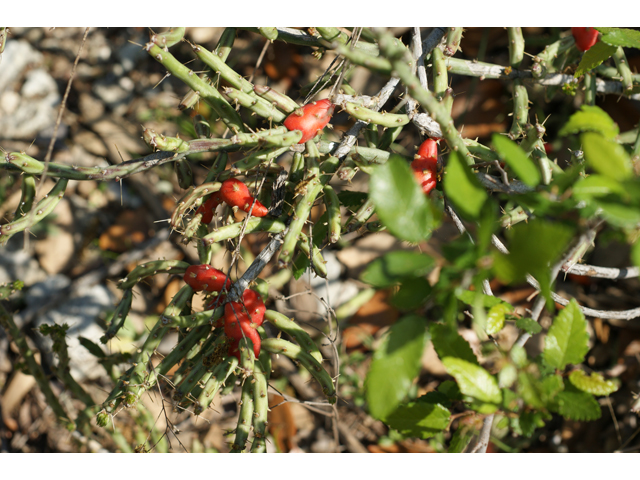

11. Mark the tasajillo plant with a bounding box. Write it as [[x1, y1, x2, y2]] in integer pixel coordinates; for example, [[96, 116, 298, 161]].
[[1, 27, 640, 453]]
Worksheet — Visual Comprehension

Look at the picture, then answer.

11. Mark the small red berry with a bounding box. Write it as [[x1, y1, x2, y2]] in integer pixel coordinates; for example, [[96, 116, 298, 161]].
[[183, 265, 231, 292], [195, 191, 223, 224], [219, 178, 268, 217], [572, 28, 599, 52], [283, 99, 334, 144], [224, 289, 265, 330], [411, 138, 438, 194]]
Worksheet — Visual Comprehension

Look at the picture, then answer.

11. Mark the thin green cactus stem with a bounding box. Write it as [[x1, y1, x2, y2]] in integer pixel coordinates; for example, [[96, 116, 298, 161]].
[[0, 303, 75, 430], [101, 288, 134, 343], [203, 217, 287, 245], [261, 338, 336, 403], [344, 102, 409, 128], [377, 124, 404, 151], [612, 46, 634, 93], [432, 46, 449, 102], [222, 86, 286, 122], [151, 27, 185, 48], [250, 359, 269, 453], [374, 30, 474, 165], [204, 152, 229, 183], [233, 146, 290, 171], [174, 158, 193, 189], [253, 85, 299, 114], [264, 310, 323, 364], [508, 27, 529, 139], [294, 233, 328, 278], [99, 285, 194, 415], [15, 174, 36, 219], [145, 42, 246, 133], [584, 72, 596, 106], [0, 177, 68, 246], [316, 27, 347, 44], [195, 356, 239, 413], [230, 341, 256, 453], [323, 184, 341, 244], [173, 333, 227, 402], [118, 260, 189, 290], [258, 27, 278, 42], [444, 27, 463, 56], [160, 306, 224, 329], [279, 141, 323, 267]]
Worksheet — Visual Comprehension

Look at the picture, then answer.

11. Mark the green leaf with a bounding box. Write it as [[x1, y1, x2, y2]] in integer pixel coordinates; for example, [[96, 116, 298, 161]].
[[385, 402, 450, 439], [338, 190, 369, 210], [365, 315, 428, 420], [443, 150, 488, 219], [632, 240, 640, 270], [492, 220, 574, 300], [430, 323, 479, 365], [369, 154, 434, 243], [582, 132, 632, 182], [598, 27, 640, 49], [448, 426, 476, 453], [498, 364, 518, 389], [516, 317, 542, 335], [517, 372, 545, 409], [456, 290, 505, 309], [442, 357, 502, 404], [559, 105, 620, 139], [486, 303, 511, 335], [572, 175, 626, 200], [512, 411, 547, 438], [574, 41, 618, 77], [360, 251, 434, 288], [569, 370, 620, 396], [555, 382, 601, 421], [391, 277, 432, 310], [491, 134, 541, 187], [543, 299, 590, 370], [291, 253, 310, 280], [591, 198, 640, 228]]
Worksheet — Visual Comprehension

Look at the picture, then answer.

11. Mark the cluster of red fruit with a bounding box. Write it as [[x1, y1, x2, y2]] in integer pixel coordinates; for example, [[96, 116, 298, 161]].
[[411, 138, 438, 194], [183, 265, 265, 360], [197, 178, 268, 223]]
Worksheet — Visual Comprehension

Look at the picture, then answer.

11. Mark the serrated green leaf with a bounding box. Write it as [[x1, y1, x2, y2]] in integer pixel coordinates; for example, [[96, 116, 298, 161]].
[[486, 303, 510, 335], [442, 357, 502, 404], [569, 370, 620, 396], [543, 299, 590, 370], [448, 426, 476, 453], [385, 402, 450, 439], [518, 372, 545, 409], [291, 253, 310, 280], [582, 132, 632, 181], [559, 106, 620, 139], [430, 323, 479, 365], [360, 251, 434, 288], [598, 27, 640, 49], [492, 220, 574, 301], [555, 382, 601, 421], [365, 315, 428, 420], [456, 290, 505, 309], [574, 42, 618, 77], [512, 411, 547, 438], [516, 317, 542, 335], [443, 150, 488, 219], [391, 277, 432, 310], [369, 155, 434, 243], [492, 134, 541, 187]]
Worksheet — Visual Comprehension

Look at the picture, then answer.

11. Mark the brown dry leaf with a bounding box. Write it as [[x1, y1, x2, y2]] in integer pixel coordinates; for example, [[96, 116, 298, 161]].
[[99, 209, 149, 253], [267, 394, 297, 453], [34, 198, 75, 275], [159, 277, 183, 314]]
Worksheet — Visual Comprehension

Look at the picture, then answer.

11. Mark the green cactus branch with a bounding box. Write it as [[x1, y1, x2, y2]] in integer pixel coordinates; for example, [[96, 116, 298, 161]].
[[0, 303, 75, 430]]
